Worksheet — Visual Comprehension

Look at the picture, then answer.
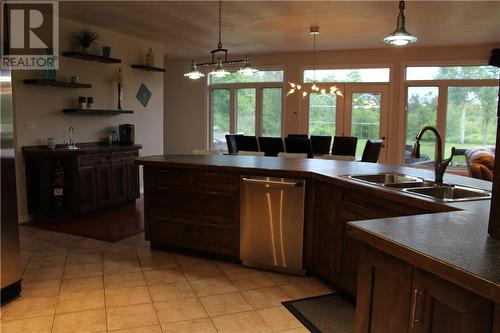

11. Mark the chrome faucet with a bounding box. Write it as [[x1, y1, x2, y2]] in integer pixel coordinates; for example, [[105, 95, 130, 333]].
[[411, 126, 455, 184], [68, 126, 77, 149]]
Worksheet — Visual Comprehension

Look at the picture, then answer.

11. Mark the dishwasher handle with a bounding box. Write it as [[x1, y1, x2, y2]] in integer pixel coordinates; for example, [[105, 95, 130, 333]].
[[241, 177, 303, 188]]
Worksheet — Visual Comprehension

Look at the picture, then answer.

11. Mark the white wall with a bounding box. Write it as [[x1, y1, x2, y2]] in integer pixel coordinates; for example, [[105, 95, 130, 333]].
[[13, 18, 165, 221], [164, 43, 496, 162]]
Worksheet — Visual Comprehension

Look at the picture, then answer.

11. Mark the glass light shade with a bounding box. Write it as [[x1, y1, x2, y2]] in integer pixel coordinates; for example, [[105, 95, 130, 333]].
[[209, 58, 230, 78], [184, 61, 205, 79], [383, 29, 418, 46], [238, 56, 258, 76]]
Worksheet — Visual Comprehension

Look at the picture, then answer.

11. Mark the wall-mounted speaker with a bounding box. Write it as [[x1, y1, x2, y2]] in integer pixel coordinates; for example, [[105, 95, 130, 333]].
[[489, 48, 500, 68]]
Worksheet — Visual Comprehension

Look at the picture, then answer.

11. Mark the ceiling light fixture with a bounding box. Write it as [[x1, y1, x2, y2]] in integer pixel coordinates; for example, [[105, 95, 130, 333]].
[[184, 0, 257, 80], [287, 26, 342, 98], [383, 0, 418, 46]]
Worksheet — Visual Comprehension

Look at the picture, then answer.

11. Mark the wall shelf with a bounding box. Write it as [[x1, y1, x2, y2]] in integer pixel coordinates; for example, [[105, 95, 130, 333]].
[[131, 64, 165, 72], [23, 79, 92, 88], [62, 52, 121, 64], [63, 108, 133, 115]]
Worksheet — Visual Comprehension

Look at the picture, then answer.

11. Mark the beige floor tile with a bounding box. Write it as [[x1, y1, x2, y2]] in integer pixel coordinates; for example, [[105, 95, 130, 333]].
[[257, 306, 303, 331], [154, 298, 207, 324], [23, 266, 64, 283], [148, 281, 195, 302], [241, 286, 290, 309], [139, 256, 178, 271], [136, 248, 174, 259], [161, 318, 217, 333], [104, 259, 142, 275], [105, 286, 151, 307], [108, 325, 162, 333], [198, 291, 252, 316], [182, 264, 224, 281], [0, 315, 53, 333], [106, 303, 158, 330], [228, 271, 276, 291], [61, 276, 104, 293], [22, 279, 61, 297], [103, 249, 139, 261], [280, 280, 333, 299], [175, 255, 212, 267], [211, 310, 272, 333], [104, 272, 146, 289], [53, 308, 106, 333], [265, 272, 315, 286], [143, 268, 186, 286], [63, 263, 103, 279], [66, 253, 102, 266], [189, 276, 237, 297], [217, 262, 259, 278], [25, 255, 66, 269], [56, 290, 105, 313], [2, 296, 57, 320], [278, 327, 310, 333]]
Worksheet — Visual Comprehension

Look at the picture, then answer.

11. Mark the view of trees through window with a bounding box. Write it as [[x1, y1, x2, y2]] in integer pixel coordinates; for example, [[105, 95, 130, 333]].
[[351, 93, 382, 158], [405, 66, 499, 166]]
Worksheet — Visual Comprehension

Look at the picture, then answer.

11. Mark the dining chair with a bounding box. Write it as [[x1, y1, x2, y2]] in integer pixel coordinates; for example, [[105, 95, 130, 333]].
[[284, 137, 314, 158], [331, 136, 358, 157], [258, 137, 285, 157], [234, 135, 259, 152], [192, 149, 222, 155], [225, 134, 243, 154], [361, 140, 384, 163], [237, 151, 265, 156], [310, 135, 332, 155], [277, 152, 307, 159], [287, 134, 309, 139]]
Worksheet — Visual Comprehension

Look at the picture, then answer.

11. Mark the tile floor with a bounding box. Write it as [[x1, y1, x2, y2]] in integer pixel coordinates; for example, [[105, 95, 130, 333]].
[[1, 226, 333, 332]]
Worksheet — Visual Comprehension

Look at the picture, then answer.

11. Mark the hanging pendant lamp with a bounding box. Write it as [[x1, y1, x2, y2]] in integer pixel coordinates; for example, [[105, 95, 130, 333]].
[[383, 0, 418, 46]]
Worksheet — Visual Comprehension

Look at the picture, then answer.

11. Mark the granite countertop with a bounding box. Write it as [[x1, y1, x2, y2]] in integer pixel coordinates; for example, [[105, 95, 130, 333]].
[[136, 154, 499, 302], [23, 142, 142, 155]]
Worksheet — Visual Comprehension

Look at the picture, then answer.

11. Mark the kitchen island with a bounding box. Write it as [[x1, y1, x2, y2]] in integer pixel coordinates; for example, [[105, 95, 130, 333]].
[[137, 154, 499, 333]]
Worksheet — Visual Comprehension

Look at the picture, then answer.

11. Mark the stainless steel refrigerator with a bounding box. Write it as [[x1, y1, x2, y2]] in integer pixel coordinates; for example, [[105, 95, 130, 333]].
[[1, 68, 22, 304]]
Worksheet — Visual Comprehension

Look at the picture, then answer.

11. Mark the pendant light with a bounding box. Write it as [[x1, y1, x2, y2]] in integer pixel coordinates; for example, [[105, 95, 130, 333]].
[[184, 0, 257, 79], [287, 26, 342, 98], [383, 0, 418, 46]]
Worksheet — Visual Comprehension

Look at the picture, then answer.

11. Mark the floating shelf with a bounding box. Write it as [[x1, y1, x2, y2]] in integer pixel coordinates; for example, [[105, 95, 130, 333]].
[[131, 64, 165, 72], [23, 79, 92, 88], [62, 52, 121, 64], [63, 108, 133, 115]]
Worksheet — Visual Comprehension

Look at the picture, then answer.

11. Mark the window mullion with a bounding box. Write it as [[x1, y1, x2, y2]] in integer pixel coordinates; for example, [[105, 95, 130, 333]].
[[437, 83, 448, 151], [255, 88, 263, 137], [230, 88, 236, 133]]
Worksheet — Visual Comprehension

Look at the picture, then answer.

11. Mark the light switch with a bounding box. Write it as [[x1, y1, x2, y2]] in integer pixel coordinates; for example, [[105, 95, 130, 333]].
[[25, 121, 37, 132]]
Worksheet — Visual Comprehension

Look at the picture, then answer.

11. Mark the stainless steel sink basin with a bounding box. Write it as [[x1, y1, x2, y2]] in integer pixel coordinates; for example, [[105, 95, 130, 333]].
[[347, 173, 422, 185], [384, 181, 437, 189], [405, 185, 492, 202]]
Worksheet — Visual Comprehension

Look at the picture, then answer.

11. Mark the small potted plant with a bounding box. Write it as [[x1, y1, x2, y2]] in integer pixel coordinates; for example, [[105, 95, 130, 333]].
[[73, 30, 98, 53]]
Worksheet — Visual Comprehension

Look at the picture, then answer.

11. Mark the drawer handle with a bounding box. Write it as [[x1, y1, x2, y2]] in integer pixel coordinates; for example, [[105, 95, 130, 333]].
[[410, 289, 424, 328]]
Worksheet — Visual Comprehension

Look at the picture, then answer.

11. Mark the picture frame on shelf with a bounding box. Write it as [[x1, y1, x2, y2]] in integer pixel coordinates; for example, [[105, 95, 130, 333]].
[[136, 83, 151, 107]]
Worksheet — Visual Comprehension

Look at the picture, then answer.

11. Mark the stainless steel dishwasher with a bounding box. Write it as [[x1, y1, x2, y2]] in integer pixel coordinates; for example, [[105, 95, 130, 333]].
[[240, 176, 306, 275]]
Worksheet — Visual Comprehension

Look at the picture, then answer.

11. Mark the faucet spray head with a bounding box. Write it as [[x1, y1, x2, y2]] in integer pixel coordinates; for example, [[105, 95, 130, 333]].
[[411, 141, 421, 159]]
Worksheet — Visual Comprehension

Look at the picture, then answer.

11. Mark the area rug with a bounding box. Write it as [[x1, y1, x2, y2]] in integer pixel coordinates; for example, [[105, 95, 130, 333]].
[[23, 198, 144, 242], [282, 293, 355, 333]]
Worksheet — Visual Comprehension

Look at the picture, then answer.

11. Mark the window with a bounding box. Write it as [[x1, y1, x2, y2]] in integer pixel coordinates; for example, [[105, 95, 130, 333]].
[[351, 93, 383, 158], [304, 68, 390, 83], [209, 70, 284, 151], [404, 65, 499, 167], [309, 93, 337, 137]]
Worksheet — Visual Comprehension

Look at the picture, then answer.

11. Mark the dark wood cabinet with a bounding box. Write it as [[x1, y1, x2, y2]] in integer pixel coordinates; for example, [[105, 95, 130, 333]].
[[354, 246, 496, 333], [23, 145, 140, 219]]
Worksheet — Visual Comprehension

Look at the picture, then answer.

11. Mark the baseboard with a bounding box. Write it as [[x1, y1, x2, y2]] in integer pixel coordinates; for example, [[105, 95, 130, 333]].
[[1, 280, 22, 305], [18, 214, 33, 224]]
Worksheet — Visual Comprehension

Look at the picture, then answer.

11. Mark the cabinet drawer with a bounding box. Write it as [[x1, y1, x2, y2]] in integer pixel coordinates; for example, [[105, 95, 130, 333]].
[[191, 170, 239, 191], [145, 167, 190, 187], [78, 154, 110, 167], [111, 151, 138, 162]]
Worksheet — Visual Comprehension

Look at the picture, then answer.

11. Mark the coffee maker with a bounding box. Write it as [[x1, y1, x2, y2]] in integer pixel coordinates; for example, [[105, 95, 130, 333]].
[[119, 124, 135, 145]]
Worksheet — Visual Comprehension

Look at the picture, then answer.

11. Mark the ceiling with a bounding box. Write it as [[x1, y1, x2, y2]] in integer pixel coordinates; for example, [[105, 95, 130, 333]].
[[60, 1, 500, 59]]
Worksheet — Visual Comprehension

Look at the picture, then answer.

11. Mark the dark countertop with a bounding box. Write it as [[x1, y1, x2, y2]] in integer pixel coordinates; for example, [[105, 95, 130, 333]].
[[23, 142, 142, 155], [137, 154, 499, 302]]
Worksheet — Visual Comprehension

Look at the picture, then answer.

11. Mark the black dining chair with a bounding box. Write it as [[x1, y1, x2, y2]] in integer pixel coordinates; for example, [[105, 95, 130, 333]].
[[257, 137, 285, 157], [234, 135, 259, 152], [225, 134, 243, 154], [361, 140, 384, 163], [310, 135, 332, 155], [284, 137, 314, 158], [287, 134, 309, 139], [331, 136, 358, 157]]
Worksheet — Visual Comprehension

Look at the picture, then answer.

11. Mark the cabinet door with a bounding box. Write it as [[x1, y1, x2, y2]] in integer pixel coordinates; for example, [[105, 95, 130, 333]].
[[78, 166, 96, 212], [410, 268, 494, 333], [95, 164, 113, 208], [126, 160, 140, 200], [354, 247, 413, 333], [112, 162, 128, 204]]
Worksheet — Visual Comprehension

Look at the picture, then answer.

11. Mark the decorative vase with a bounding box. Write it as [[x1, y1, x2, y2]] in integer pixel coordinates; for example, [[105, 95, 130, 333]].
[[145, 48, 155, 67], [102, 46, 111, 58], [44, 48, 56, 80], [117, 83, 123, 110]]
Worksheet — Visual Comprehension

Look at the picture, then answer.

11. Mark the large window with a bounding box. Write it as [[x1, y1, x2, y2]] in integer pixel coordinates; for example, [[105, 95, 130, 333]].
[[404, 65, 499, 167], [309, 93, 337, 137], [304, 68, 390, 83], [209, 70, 284, 151]]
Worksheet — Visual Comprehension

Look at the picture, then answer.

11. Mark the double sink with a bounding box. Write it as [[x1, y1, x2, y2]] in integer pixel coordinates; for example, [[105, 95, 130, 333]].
[[344, 173, 491, 202]]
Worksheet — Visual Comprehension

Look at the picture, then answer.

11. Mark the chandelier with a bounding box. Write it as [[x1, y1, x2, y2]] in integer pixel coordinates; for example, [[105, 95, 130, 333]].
[[383, 0, 418, 46], [184, 0, 258, 79], [287, 26, 342, 98]]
